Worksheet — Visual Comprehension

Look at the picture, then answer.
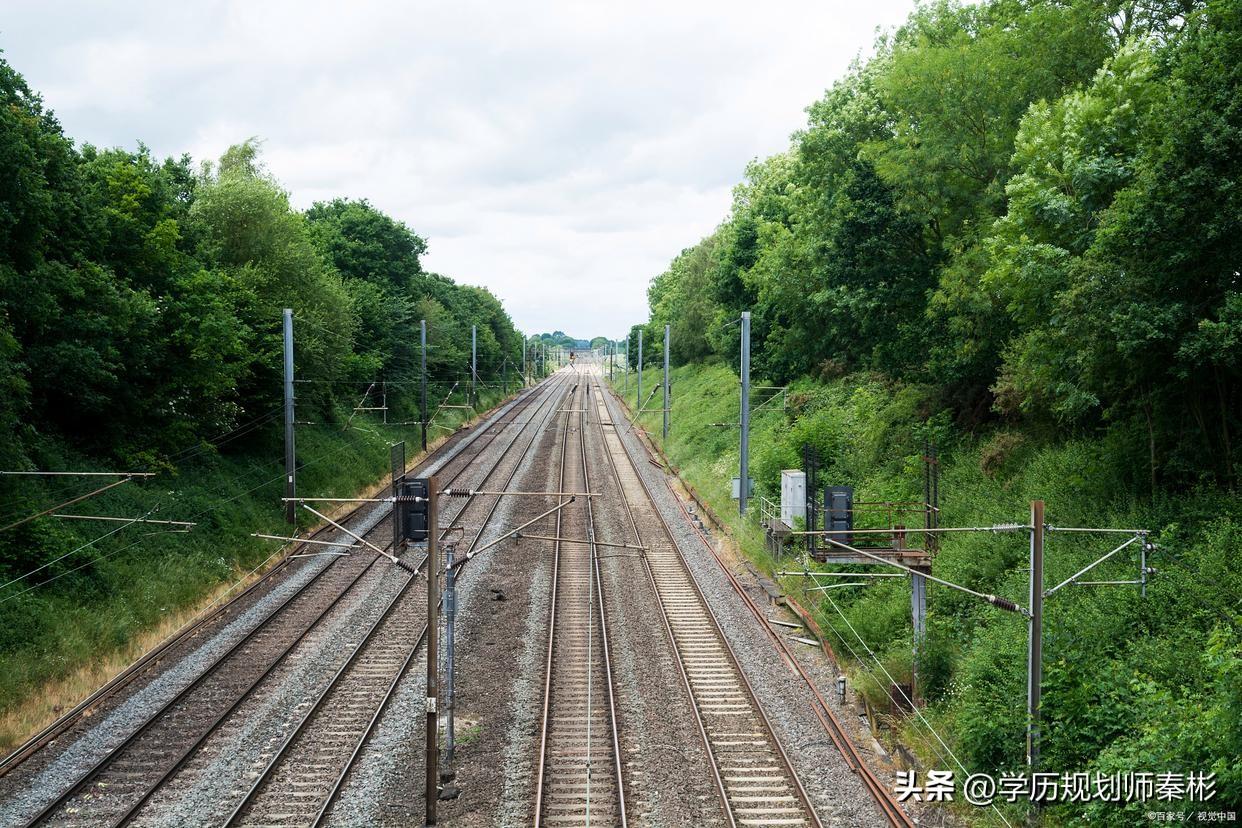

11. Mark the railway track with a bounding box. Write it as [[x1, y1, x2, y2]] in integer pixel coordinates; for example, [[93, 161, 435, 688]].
[[14, 375, 571, 828], [666, 484, 915, 828], [603, 367, 913, 828], [588, 375, 823, 828], [0, 381, 546, 786], [533, 379, 626, 827], [223, 370, 579, 827]]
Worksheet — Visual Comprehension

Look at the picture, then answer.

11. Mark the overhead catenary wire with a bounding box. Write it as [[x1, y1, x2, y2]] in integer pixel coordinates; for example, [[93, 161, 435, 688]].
[[0, 477, 137, 534], [0, 471, 156, 478], [0, 506, 162, 594], [818, 592, 1015, 828], [0, 363, 523, 607], [0, 414, 405, 604], [818, 537, 1027, 614]]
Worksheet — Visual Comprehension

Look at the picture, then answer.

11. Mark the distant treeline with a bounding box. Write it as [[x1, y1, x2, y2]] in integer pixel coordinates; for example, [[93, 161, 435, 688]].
[[0, 56, 522, 473], [632, 0, 1240, 488], [528, 331, 600, 350]]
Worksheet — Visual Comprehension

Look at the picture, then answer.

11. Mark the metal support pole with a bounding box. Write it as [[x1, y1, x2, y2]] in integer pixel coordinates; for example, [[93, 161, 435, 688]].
[[624, 335, 629, 395], [911, 565, 927, 702], [470, 325, 477, 407], [739, 311, 751, 516], [1140, 534, 1148, 598], [425, 477, 440, 825], [420, 319, 429, 452], [1027, 500, 1044, 773], [637, 329, 643, 411], [663, 324, 670, 441], [443, 542, 457, 765], [391, 441, 405, 555], [522, 339, 527, 386], [282, 309, 296, 524]]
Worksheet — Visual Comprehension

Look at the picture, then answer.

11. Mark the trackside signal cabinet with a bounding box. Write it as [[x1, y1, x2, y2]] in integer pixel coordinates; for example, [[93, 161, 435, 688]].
[[398, 477, 430, 543], [826, 485, 853, 545]]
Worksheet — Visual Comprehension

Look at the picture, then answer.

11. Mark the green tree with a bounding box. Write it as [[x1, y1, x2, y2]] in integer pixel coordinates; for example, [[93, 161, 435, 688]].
[[190, 142, 356, 418]]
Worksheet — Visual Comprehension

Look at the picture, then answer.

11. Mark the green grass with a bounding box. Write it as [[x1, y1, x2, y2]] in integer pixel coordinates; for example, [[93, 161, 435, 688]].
[[0, 383, 516, 749], [610, 363, 1241, 824]]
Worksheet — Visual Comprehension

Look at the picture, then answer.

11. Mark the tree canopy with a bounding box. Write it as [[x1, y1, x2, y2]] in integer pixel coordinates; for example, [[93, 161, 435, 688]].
[[0, 72, 522, 471], [637, 0, 1240, 488]]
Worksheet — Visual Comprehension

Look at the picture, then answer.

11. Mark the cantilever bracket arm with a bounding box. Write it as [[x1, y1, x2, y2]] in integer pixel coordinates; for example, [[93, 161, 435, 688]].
[[466, 498, 575, 561], [1044, 535, 1141, 598], [820, 536, 1029, 616], [510, 532, 647, 551], [301, 504, 398, 563], [251, 532, 359, 550]]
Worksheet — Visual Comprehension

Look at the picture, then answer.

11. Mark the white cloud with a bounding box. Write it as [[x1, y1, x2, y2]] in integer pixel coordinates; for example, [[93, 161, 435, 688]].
[[1, 0, 917, 338]]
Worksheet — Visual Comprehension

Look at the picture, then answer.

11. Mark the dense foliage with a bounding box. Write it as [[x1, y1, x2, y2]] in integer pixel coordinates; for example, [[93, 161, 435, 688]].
[[642, 0, 1240, 491], [623, 365, 1240, 824], [0, 55, 526, 738], [0, 50, 523, 489], [630, 0, 1241, 821], [530, 330, 592, 349]]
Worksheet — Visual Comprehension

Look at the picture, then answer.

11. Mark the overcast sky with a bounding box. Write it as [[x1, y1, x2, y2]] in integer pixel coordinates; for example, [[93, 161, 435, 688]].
[[2, 1, 917, 339]]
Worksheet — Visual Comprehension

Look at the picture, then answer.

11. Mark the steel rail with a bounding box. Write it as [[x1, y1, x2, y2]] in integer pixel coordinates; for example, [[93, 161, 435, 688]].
[[110, 376, 565, 828], [532, 381, 573, 827], [580, 383, 628, 827], [458, 374, 580, 560], [665, 481, 915, 828], [611, 373, 914, 828], [223, 562, 425, 827], [590, 375, 824, 828], [15, 379, 557, 826], [0, 381, 541, 780], [0, 500, 365, 779], [227, 371, 576, 827], [22, 518, 389, 827], [532, 380, 628, 827], [100, 551, 392, 828], [309, 371, 579, 827]]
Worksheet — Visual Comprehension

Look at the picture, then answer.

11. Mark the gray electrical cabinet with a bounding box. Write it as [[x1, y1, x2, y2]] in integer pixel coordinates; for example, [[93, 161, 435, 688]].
[[780, 470, 806, 527], [825, 485, 853, 545]]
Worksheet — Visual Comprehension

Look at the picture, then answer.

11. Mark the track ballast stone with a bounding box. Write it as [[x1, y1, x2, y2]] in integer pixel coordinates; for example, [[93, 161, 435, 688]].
[[600, 380, 892, 827]]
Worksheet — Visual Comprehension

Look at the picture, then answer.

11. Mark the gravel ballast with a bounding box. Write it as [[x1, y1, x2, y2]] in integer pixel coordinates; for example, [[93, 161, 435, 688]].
[[599, 379, 896, 827], [0, 503, 389, 827]]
